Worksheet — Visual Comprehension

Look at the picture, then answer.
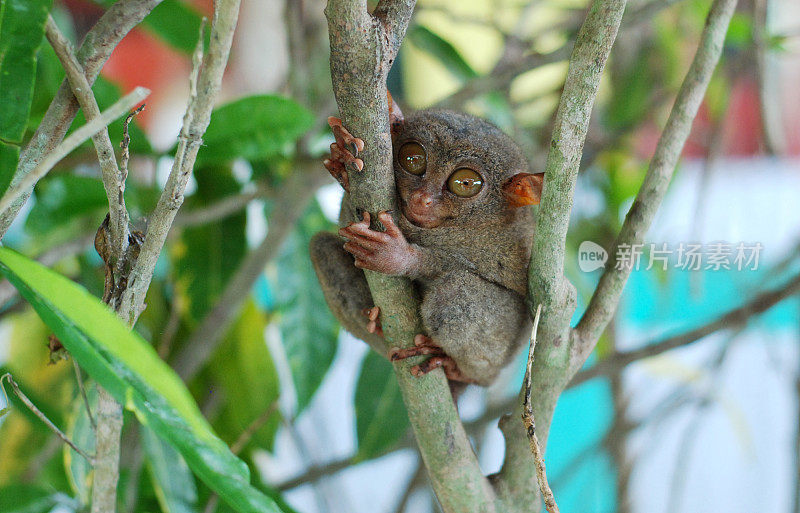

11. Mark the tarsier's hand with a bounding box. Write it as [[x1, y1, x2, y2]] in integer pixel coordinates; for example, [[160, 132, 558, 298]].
[[339, 211, 419, 276], [324, 117, 364, 192]]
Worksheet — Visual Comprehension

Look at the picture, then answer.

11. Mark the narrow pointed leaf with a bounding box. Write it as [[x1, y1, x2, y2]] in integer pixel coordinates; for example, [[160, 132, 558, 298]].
[[0, 248, 284, 513]]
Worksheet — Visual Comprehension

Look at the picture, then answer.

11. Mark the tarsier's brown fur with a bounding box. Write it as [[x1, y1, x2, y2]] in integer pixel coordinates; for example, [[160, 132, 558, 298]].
[[310, 107, 543, 386]]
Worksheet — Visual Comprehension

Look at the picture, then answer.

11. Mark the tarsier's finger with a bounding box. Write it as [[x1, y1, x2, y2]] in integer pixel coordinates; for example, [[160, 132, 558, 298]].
[[339, 222, 389, 243], [353, 258, 376, 271], [331, 122, 365, 157], [377, 211, 402, 238], [338, 229, 382, 250], [411, 356, 445, 377], [330, 143, 364, 173], [323, 158, 347, 185], [390, 345, 445, 361], [343, 241, 373, 260]]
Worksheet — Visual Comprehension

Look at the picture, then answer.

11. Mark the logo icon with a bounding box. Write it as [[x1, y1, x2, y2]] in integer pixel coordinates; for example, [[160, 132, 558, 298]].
[[578, 241, 608, 272]]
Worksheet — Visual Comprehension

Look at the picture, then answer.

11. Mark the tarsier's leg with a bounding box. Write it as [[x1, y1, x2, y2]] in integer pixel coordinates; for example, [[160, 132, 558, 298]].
[[419, 270, 531, 386], [309, 232, 386, 356]]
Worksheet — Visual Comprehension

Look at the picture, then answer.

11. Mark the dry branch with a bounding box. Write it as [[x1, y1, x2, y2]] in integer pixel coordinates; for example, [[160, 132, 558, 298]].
[[45, 16, 131, 264], [521, 305, 559, 513], [0, 88, 149, 219]]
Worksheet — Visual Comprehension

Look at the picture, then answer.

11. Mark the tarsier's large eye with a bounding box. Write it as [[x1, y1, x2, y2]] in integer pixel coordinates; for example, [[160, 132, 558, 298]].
[[398, 142, 426, 175], [447, 168, 483, 198]]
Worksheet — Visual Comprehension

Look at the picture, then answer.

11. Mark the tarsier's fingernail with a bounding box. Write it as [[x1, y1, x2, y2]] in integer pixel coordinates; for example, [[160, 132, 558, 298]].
[[348, 142, 359, 156]]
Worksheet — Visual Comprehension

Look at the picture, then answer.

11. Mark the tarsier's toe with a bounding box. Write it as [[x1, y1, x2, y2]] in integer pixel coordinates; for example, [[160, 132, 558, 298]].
[[328, 117, 366, 157], [361, 306, 382, 336]]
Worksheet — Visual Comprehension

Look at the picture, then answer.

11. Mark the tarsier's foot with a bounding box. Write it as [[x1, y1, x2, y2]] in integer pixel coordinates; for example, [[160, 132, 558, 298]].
[[391, 334, 477, 384], [389, 334, 445, 360], [361, 306, 383, 337], [324, 117, 364, 192]]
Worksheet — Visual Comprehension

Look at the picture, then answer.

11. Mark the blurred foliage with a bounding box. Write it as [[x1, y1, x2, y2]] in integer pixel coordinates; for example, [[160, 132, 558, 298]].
[[0, 0, 773, 511], [272, 201, 339, 412]]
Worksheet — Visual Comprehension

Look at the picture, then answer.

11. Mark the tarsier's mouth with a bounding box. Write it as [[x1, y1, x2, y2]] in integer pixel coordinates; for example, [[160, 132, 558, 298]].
[[401, 205, 443, 229]]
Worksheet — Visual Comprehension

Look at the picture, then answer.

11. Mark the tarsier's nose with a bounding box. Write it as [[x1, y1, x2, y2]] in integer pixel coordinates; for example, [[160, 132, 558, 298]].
[[410, 190, 434, 210]]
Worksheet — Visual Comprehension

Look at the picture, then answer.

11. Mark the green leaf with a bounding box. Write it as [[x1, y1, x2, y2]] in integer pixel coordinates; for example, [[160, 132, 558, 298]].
[[0, 141, 19, 199], [197, 96, 314, 166], [407, 25, 477, 82], [273, 201, 339, 411], [354, 351, 409, 460], [25, 175, 108, 235], [174, 166, 247, 323], [142, 424, 199, 513], [0, 485, 77, 513], [0, 248, 284, 513], [211, 300, 280, 450], [142, 0, 204, 53], [64, 383, 97, 505], [0, 0, 53, 142], [725, 12, 753, 50]]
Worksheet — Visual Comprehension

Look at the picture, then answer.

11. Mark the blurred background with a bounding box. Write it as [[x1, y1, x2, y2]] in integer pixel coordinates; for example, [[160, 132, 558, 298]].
[[1, 0, 800, 512]]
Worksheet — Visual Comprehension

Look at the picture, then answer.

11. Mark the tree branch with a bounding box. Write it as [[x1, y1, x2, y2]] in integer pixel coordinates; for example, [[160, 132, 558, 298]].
[[0, 87, 149, 219], [571, 270, 800, 387], [575, 0, 739, 360], [325, 1, 499, 511], [44, 16, 131, 267], [0, 0, 165, 237], [496, 1, 627, 509], [118, 0, 241, 326]]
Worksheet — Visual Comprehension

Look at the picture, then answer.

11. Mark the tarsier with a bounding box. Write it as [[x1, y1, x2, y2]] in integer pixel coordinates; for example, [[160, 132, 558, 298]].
[[310, 97, 544, 386]]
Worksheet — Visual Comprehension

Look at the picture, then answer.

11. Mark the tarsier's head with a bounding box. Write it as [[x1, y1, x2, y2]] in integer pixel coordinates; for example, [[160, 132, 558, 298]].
[[391, 108, 544, 229]]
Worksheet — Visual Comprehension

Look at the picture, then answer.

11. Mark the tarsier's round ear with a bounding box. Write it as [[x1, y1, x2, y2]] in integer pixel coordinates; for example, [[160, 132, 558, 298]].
[[503, 172, 545, 207], [388, 91, 404, 139]]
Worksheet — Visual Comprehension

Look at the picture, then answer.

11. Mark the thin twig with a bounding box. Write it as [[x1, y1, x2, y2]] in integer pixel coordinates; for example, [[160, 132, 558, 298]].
[[521, 305, 559, 513], [0, 373, 94, 464], [391, 461, 427, 513], [575, 0, 740, 354], [119, 1, 240, 325], [45, 15, 133, 263], [121, 104, 146, 183], [231, 401, 279, 454], [572, 269, 800, 388], [72, 358, 96, 430], [0, 87, 150, 219], [173, 184, 270, 228]]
